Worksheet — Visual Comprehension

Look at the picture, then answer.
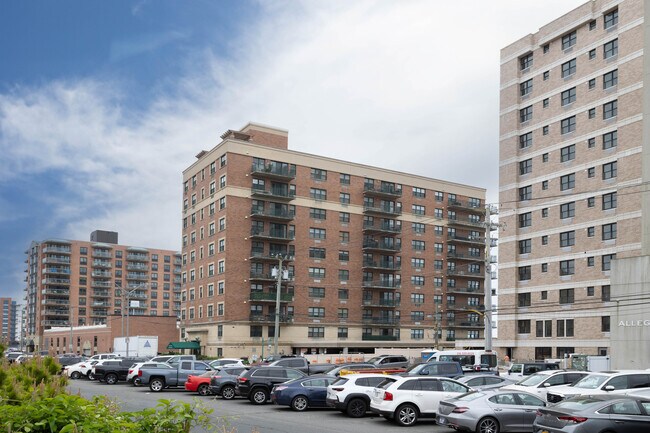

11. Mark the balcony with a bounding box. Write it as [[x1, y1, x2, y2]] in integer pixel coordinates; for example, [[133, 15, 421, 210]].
[[126, 263, 148, 271], [448, 199, 485, 213], [447, 286, 483, 295], [91, 280, 111, 288], [92, 250, 112, 258], [43, 278, 71, 285], [362, 221, 401, 235], [42, 309, 69, 317], [448, 234, 484, 245], [250, 228, 295, 242], [43, 267, 71, 275], [41, 298, 70, 306], [249, 291, 294, 302], [42, 256, 70, 265], [447, 269, 483, 278], [456, 321, 483, 328], [126, 272, 148, 281], [448, 217, 484, 229], [363, 184, 402, 198], [362, 240, 401, 253], [251, 163, 296, 181], [251, 185, 296, 201], [362, 334, 399, 341], [127, 292, 148, 300], [42, 246, 71, 254], [362, 260, 400, 271], [174, 267, 182, 274], [250, 249, 292, 262], [250, 208, 295, 222], [42, 288, 69, 296], [362, 317, 400, 326], [90, 309, 109, 317], [127, 253, 149, 262], [91, 270, 112, 278], [92, 290, 111, 298], [447, 252, 482, 261], [362, 279, 401, 289], [42, 319, 68, 327], [92, 260, 112, 268], [249, 271, 276, 281], [249, 314, 294, 323], [362, 299, 400, 308], [363, 205, 402, 217], [91, 301, 111, 307]]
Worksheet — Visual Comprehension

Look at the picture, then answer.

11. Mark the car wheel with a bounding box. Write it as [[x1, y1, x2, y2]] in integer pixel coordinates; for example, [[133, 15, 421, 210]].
[[346, 398, 367, 418], [395, 404, 418, 427], [105, 373, 118, 385], [198, 384, 211, 396], [291, 395, 309, 412], [133, 378, 142, 387], [221, 385, 236, 400], [70, 371, 81, 380], [251, 388, 269, 405], [87, 372, 95, 381], [149, 378, 165, 392], [476, 416, 500, 433]]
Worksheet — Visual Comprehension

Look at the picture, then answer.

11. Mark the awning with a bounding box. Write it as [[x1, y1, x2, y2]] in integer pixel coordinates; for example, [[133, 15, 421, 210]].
[[166, 341, 200, 350]]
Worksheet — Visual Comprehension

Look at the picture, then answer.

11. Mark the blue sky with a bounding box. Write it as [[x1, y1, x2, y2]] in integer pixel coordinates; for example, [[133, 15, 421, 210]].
[[0, 0, 586, 301]]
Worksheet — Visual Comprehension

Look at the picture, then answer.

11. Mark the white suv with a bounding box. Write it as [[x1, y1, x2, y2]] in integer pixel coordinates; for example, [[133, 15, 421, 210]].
[[326, 373, 389, 417], [64, 360, 98, 379], [546, 370, 650, 403], [370, 376, 470, 426], [502, 369, 588, 400]]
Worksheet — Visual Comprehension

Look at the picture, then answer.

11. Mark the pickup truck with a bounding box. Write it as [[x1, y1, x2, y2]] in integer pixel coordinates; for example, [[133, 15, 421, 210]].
[[94, 358, 145, 384], [139, 360, 213, 392], [267, 357, 332, 375]]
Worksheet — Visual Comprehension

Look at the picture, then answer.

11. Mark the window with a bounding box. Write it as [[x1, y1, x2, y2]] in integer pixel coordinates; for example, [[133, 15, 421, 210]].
[[337, 327, 348, 338], [519, 185, 532, 201], [543, 125, 549, 135], [604, 9, 618, 29], [308, 268, 326, 278], [339, 193, 350, 204], [559, 288, 575, 304], [602, 223, 617, 240], [602, 254, 616, 271], [561, 144, 575, 162], [562, 31, 576, 50], [561, 58, 576, 78], [308, 307, 325, 318], [603, 100, 617, 119], [411, 258, 425, 268], [311, 168, 327, 181], [338, 250, 349, 261], [412, 222, 425, 233], [338, 213, 351, 224], [561, 87, 576, 106], [560, 202, 575, 219], [412, 187, 426, 198], [308, 327, 325, 338], [541, 263, 548, 272], [412, 204, 425, 215], [603, 131, 617, 149], [560, 173, 575, 191], [543, 43, 550, 53], [309, 228, 326, 239], [603, 70, 618, 89], [588, 168, 595, 178], [520, 79, 533, 97], [601, 316, 611, 332], [543, 70, 549, 80], [541, 207, 548, 217], [603, 192, 617, 210], [560, 231, 575, 247], [518, 320, 531, 334], [411, 276, 425, 286], [434, 191, 444, 201], [412, 240, 425, 251], [309, 287, 325, 298], [411, 293, 424, 305], [589, 108, 596, 119], [340, 173, 350, 185], [520, 106, 533, 123], [557, 319, 574, 337], [536, 320, 553, 337], [588, 78, 596, 89], [309, 208, 326, 220], [519, 212, 532, 228], [603, 161, 617, 179], [561, 116, 576, 134], [339, 269, 349, 281], [520, 133, 532, 149], [518, 266, 531, 281], [542, 153, 548, 162], [520, 53, 533, 70], [587, 196, 595, 207], [542, 180, 548, 190], [309, 247, 326, 259], [589, 20, 597, 30], [588, 226, 595, 237], [338, 289, 348, 300], [602, 284, 611, 301], [589, 49, 596, 60], [310, 188, 327, 200], [519, 239, 531, 254], [543, 98, 549, 108], [520, 159, 532, 175], [560, 260, 575, 276], [588, 257, 595, 267], [604, 39, 618, 59], [518, 292, 531, 307], [411, 329, 424, 340]]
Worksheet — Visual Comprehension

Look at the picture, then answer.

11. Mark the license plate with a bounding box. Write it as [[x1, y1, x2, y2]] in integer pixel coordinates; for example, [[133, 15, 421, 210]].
[[437, 416, 447, 425]]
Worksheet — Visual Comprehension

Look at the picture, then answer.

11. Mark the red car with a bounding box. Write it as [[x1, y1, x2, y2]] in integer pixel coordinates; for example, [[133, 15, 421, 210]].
[[184, 371, 214, 396]]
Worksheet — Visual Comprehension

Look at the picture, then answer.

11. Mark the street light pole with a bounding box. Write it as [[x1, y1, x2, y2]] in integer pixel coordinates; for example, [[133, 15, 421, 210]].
[[272, 254, 288, 357], [121, 283, 145, 357], [69, 305, 74, 354]]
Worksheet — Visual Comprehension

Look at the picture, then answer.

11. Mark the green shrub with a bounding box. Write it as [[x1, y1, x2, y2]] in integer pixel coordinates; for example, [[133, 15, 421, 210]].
[[0, 356, 66, 405]]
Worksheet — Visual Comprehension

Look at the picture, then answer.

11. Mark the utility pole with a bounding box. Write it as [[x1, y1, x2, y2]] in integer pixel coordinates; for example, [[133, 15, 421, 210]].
[[69, 306, 74, 354], [272, 254, 288, 356], [434, 304, 441, 350], [483, 204, 502, 351]]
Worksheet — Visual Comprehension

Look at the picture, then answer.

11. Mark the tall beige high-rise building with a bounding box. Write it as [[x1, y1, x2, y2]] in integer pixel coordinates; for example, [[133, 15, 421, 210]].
[[497, 0, 646, 361], [181, 122, 490, 358], [25, 230, 181, 353]]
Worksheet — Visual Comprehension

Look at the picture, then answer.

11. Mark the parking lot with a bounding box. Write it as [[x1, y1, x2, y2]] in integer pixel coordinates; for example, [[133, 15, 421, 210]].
[[67, 379, 457, 433]]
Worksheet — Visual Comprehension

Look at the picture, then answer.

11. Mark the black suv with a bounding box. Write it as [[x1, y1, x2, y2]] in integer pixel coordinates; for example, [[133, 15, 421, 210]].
[[236, 366, 305, 404], [94, 358, 144, 384]]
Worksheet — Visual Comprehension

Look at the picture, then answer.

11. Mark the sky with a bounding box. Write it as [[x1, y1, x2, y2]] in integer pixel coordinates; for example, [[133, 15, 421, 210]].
[[0, 0, 588, 302]]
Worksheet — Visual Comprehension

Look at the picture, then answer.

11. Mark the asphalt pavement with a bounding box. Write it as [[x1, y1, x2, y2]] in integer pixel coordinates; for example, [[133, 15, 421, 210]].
[[67, 378, 457, 433]]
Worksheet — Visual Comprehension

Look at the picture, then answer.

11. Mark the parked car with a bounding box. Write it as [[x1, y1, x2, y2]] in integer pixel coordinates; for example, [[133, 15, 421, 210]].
[[64, 360, 98, 379], [438, 389, 546, 432], [236, 366, 306, 404], [88, 353, 118, 361], [326, 373, 391, 417], [321, 363, 376, 377], [94, 358, 145, 384], [127, 362, 173, 385], [271, 374, 337, 411], [454, 374, 517, 391], [185, 371, 215, 396], [370, 376, 470, 426], [149, 355, 195, 363], [267, 356, 332, 375], [5, 352, 23, 363], [210, 366, 248, 399], [209, 358, 245, 368], [58, 355, 86, 370], [502, 370, 589, 400], [400, 361, 463, 378], [533, 394, 650, 433], [546, 370, 650, 403], [506, 362, 560, 379], [15, 354, 34, 364], [367, 355, 409, 369], [139, 359, 213, 392]]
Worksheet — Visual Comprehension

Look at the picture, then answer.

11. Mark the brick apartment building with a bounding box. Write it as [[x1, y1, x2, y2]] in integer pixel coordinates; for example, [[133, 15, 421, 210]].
[[25, 230, 182, 353], [497, 0, 648, 362], [181, 122, 490, 359], [1, 297, 18, 345]]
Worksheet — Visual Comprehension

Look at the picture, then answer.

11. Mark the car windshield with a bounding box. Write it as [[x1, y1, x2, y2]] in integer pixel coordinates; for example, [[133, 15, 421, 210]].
[[404, 363, 426, 374], [517, 373, 550, 387], [367, 356, 382, 364], [555, 397, 604, 410], [572, 375, 609, 389]]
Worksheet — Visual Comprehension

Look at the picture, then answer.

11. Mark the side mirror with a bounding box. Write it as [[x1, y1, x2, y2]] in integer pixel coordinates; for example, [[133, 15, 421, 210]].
[[604, 385, 615, 392], [543, 383, 551, 387], [421, 370, 429, 375]]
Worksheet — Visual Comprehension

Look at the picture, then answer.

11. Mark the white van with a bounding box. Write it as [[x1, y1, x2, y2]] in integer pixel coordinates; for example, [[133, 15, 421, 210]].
[[89, 353, 118, 361]]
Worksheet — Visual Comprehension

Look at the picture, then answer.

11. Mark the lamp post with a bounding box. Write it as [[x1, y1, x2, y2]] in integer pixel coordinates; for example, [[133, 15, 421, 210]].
[[119, 283, 145, 357], [271, 254, 290, 357], [68, 305, 75, 354]]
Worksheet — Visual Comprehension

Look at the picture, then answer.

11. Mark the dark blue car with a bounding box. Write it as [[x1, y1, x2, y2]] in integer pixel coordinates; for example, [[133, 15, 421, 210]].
[[271, 374, 337, 411]]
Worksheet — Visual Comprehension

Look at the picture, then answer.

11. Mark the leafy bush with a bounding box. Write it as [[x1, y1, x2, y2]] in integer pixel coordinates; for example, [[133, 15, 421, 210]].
[[0, 355, 66, 405]]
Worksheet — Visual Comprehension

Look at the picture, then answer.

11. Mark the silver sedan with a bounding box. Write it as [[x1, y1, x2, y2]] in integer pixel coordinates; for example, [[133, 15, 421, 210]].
[[454, 375, 518, 391], [437, 389, 546, 433]]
